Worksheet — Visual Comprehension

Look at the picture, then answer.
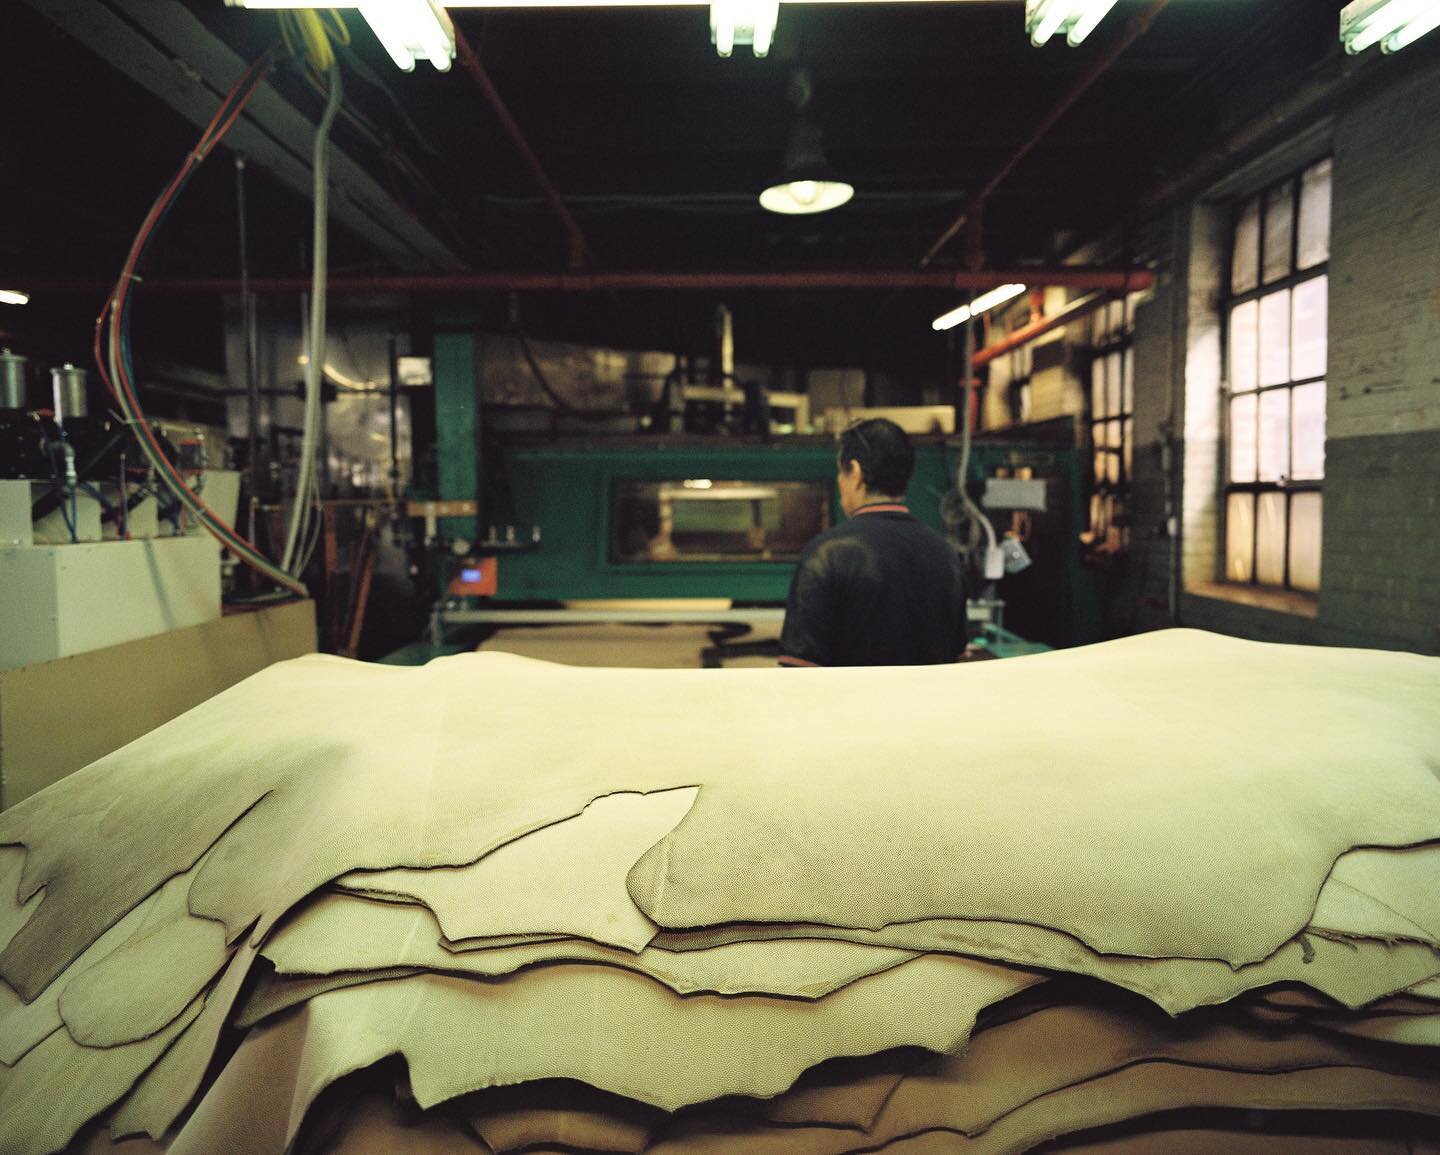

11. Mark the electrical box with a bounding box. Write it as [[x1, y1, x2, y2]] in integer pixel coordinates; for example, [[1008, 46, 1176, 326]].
[[0, 536, 221, 671], [982, 477, 1048, 512]]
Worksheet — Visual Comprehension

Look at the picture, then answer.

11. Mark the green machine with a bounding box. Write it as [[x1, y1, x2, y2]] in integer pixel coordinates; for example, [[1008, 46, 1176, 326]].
[[392, 326, 1100, 662]]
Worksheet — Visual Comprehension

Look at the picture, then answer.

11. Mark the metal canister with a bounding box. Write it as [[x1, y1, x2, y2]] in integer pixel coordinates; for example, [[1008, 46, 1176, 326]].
[[0, 349, 26, 410], [51, 363, 88, 422]]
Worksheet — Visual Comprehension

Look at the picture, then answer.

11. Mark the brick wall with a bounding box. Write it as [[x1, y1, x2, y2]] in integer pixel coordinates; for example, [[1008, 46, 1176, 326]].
[[1151, 55, 1440, 655]]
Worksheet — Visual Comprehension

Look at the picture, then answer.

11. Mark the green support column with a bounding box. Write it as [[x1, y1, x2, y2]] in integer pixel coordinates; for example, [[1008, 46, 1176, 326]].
[[433, 326, 478, 538]]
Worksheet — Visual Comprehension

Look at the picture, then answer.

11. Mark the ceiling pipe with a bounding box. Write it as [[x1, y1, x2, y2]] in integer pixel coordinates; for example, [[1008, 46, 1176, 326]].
[[920, 0, 1172, 270], [10, 268, 1152, 295], [973, 290, 1109, 368], [452, 26, 595, 271]]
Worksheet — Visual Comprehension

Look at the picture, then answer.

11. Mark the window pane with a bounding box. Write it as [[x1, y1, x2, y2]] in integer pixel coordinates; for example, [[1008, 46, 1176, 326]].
[[1090, 493, 1105, 535], [1091, 359, 1106, 418], [1289, 492, 1322, 592], [1106, 352, 1122, 418], [1108, 299, 1126, 337], [1094, 448, 1105, 483], [1106, 419, 1122, 449], [1230, 393, 1258, 483], [1291, 381, 1326, 481], [611, 479, 828, 563], [1297, 159, 1332, 270], [1258, 289, 1291, 387], [1256, 492, 1287, 585], [1226, 493, 1254, 582], [1229, 300, 1258, 392], [1231, 197, 1260, 294], [1258, 388, 1290, 482], [1263, 180, 1295, 284], [1123, 417, 1133, 478], [1292, 275, 1327, 380], [1106, 451, 1120, 485], [1122, 347, 1134, 414]]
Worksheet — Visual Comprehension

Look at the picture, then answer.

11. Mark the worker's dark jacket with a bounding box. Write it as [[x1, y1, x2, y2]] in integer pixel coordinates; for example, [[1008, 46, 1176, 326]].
[[778, 503, 966, 667]]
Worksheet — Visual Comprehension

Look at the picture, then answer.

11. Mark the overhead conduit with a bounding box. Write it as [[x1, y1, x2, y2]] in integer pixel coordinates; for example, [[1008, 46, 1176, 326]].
[[452, 25, 595, 271], [921, 0, 1172, 271], [16, 268, 1152, 295]]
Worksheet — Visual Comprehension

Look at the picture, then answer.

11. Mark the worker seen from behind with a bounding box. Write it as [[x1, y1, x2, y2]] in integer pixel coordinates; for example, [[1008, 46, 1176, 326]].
[[778, 418, 966, 666]]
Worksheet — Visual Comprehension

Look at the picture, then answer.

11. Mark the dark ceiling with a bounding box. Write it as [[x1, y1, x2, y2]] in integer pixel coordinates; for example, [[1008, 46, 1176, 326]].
[[0, 0, 1372, 372]]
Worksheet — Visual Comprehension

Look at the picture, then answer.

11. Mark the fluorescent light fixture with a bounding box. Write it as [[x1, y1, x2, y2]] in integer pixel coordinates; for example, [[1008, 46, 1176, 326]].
[[358, 0, 455, 70], [710, 0, 780, 57], [759, 179, 854, 214], [931, 283, 1026, 331], [682, 478, 714, 489], [0, 290, 30, 306], [226, 1, 453, 70], [1340, 0, 1440, 53], [1024, 0, 1121, 47]]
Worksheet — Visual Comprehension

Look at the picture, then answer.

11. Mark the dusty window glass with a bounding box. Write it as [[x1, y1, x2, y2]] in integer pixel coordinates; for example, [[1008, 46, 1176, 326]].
[[1297, 159, 1332, 270], [1222, 160, 1328, 594], [1226, 493, 1255, 582], [1290, 381, 1326, 481], [1106, 352, 1123, 417], [1257, 388, 1290, 483], [1123, 418, 1134, 478], [1255, 492, 1287, 585], [1258, 289, 1292, 388], [1291, 275, 1328, 381], [611, 480, 829, 564], [1229, 301, 1258, 392], [1231, 197, 1260, 295], [1263, 180, 1295, 284], [1230, 394, 1258, 483], [1091, 359, 1107, 418], [1289, 492, 1323, 591], [1122, 347, 1135, 413]]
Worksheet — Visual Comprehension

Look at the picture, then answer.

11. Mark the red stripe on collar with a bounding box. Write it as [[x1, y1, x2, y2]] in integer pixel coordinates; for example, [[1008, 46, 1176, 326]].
[[778, 655, 821, 667], [853, 503, 909, 516]]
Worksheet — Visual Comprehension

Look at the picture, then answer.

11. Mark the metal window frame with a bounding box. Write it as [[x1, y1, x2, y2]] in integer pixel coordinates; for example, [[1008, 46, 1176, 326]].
[[1084, 309, 1135, 549], [1221, 157, 1331, 592]]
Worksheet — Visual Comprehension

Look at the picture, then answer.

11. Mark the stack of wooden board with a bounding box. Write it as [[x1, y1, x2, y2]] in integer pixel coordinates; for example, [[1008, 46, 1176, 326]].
[[2, 629, 1438, 1153]]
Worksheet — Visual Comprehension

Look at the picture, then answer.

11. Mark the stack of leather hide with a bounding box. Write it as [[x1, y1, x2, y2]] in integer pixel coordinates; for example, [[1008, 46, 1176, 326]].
[[2, 629, 1438, 1154]]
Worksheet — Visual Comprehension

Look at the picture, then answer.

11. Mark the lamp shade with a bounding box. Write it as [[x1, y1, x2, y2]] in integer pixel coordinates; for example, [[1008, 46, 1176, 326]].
[[758, 116, 853, 215]]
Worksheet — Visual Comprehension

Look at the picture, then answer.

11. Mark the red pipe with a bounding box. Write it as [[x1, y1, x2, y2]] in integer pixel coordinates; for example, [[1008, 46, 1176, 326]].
[[11, 268, 1152, 295], [452, 26, 594, 271], [920, 0, 1172, 269], [973, 291, 1110, 367]]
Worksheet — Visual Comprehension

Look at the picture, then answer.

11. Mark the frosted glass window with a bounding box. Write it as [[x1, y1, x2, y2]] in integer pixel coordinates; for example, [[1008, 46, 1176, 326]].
[[1107, 420, 1123, 449], [1291, 275, 1327, 380], [1108, 299, 1126, 337], [1255, 492, 1287, 585], [1291, 381, 1326, 481], [1106, 352, 1122, 417], [1263, 180, 1295, 284], [1122, 348, 1135, 413], [1231, 197, 1260, 294], [1297, 159, 1331, 270], [1289, 492, 1322, 592], [1106, 452, 1120, 485], [1094, 451, 1105, 483], [1123, 418, 1133, 478], [1290, 489, 1319, 590], [1229, 301, 1258, 392], [1258, 389, 1290, 482], [1226, 493, 1254, 582], [1091, 359, 1107, 418], [1090, 493, 1105, 533], [1230, 394, 1257, 482], [1258, 289, 1291, 387]]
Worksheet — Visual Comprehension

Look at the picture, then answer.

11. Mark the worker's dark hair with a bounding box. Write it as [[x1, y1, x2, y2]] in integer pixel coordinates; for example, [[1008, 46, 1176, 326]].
[[837, 418, 914, 497]]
